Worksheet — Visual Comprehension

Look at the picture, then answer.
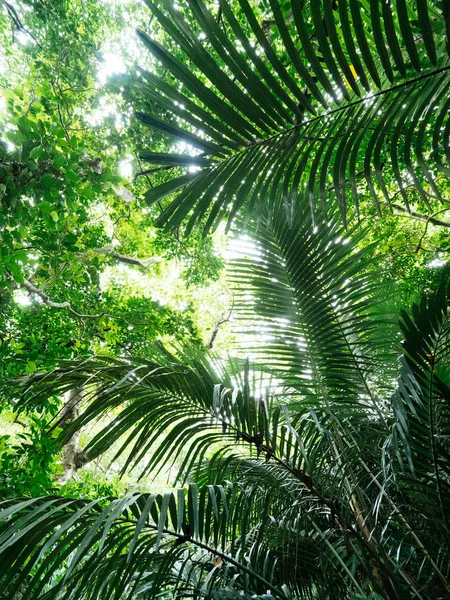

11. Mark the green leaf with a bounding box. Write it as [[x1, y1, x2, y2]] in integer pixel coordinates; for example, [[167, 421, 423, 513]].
[[132, 0, 450, 233], [65, 170, 78, 182], [38, 200, 52, 213], [13, 249, 27, 262], [139, 152, 213, 167], [144, 172, 199, 206], [16, 116, 32, 133], [30, 145, 45, 159], [25, 361, 37, 374], [40, 173, 57, 188]]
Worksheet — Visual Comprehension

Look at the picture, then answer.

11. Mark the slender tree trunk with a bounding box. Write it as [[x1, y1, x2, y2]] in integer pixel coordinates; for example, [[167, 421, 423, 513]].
[[58, 387, 84, 485]]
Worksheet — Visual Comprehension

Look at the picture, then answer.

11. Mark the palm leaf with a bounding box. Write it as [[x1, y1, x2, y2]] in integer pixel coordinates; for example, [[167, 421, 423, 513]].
[[229, 203, 395, 425], [390, 275, 450, 543], [0, 475, 356, 599], [13, 352, 312, 490], [3, 203, 450, 596], [0, 485, 301, 600], [134, 0, 450, 232], [4, 202, 417, 596], [11, 203, 394, 493]]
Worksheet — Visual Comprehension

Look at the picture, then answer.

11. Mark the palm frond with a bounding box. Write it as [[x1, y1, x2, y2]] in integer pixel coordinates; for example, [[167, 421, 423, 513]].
[[135, 0, 450, 232], [11, 203, 396, 496], [389, 274, 450, 543], [0, 485, 303, 600], [13, 351, 313, 491], [3, 183, 450, 595], [0, 479, 357, 600], [229, 204, 394, 423]]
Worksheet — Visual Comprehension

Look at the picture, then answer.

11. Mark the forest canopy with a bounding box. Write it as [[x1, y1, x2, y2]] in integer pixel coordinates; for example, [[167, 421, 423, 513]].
[[1, 0, 450, 598]]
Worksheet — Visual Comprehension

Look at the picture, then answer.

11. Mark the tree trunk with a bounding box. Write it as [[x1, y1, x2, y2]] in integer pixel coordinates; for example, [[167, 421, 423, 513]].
[[58, 386, 85, 485]]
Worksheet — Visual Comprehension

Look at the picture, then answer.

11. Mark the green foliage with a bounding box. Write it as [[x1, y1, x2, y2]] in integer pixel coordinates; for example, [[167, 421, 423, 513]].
[[0, 416, 58, 499], [0, 0, 227, 364], [0, 0, 122, 285], [0, 0, 224, 318], [0, 485, 301, 600], [0, 0, 227, 519], [59, 469, 127, 501]]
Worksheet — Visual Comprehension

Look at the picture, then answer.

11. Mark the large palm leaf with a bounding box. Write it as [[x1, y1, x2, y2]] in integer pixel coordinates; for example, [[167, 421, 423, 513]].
[[0, 484, 299, 600], [388, 277, 450, 559], [13, 206, 390, 492], [0, 482, 352, 599], [0, 205, 381, 598], [135, 0, 450, 232], [1, 352, 353, 598], [3, 204, 450, 598]]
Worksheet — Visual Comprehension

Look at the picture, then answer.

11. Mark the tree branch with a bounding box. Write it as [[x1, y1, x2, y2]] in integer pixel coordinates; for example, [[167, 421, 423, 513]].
[[18, 278, 155, 326], [206, 302, 234, 350], [0, 0, 42, 47], [21, 278, 103, 318], [392, 204, 450, 228], [92, 245, 164, 268], [414, 208, 450, 253]]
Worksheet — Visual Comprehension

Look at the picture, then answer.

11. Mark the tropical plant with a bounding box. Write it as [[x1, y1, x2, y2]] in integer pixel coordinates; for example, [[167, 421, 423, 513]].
[[134, 0, 450, 233], [2, 1, 450, 599], [1, 201, 450, 599]]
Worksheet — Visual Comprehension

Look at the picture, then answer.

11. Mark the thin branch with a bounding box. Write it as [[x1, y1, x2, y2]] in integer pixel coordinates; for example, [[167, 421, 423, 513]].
[[56, 103, 71, 144], [22, 278, 73, 311], [18, 279, 145, 325], [135, 150, 166, 214], [21, 278, 102, 318], [389, 183, 443, 203], [134, 151, 154, 188], [415, 208, 450, 252], [0, 0, 42, 48], [206, 301, 234, 350]]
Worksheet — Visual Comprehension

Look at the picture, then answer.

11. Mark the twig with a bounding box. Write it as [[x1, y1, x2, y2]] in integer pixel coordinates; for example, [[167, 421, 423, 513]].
[[13, 415, 26, 428], [389, 184, 443, 204], [133, 151, 154, 188], [134, 151, 163, 214], [56, 103, 71, 144], [1, 0, 42, 48]]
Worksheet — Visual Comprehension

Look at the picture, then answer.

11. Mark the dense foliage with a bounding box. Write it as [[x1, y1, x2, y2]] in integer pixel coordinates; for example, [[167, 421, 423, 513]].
[[0, 0, 226, 496], [1, 0, 450, 599], [0, 0, 223, 367]]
